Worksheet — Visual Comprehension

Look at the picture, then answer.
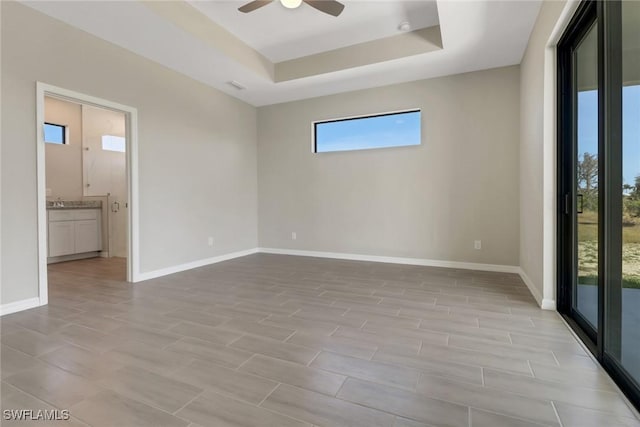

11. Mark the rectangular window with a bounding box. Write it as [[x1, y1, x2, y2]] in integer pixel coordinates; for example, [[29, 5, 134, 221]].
[[101, 135, 126, 153], [44, 123, 66, 144], [313, 109, 421, 153]]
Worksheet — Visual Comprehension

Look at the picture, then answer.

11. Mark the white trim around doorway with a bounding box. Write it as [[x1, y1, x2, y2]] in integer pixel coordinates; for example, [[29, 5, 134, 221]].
[[35, 82, 141, 307]]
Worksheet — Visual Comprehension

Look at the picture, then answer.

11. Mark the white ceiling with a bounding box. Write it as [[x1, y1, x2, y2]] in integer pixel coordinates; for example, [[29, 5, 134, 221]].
[[188, 0, 440, 62], [21, 0, 542, 106]]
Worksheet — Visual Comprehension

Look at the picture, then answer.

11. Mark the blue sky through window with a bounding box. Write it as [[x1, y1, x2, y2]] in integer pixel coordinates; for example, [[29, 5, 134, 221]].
[[578, 86, 640, 186], [315, 110, 421, 153], [44, 123, 65, 144]]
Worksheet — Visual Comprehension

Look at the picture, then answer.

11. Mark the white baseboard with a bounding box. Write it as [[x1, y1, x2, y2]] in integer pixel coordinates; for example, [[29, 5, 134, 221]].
[[518, 267, 556, 310], [258, 247, 521, 274], [48, 252, 101, 264], [518, 268, 543, 306], [0, 297, 42, 316], [540, 298, 557, 310], [135, 248, 260, 282]]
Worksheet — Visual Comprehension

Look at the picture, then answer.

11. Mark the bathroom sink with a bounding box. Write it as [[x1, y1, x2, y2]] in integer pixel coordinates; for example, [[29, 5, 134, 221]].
[[46, 200, 102, 210]]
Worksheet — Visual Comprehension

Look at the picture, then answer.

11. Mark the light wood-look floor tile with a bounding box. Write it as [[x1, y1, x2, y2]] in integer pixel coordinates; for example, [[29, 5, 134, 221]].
[[97, 365, 203, 413], [286, 330, 378, 359], [372, 347, 485, 385], [263, 383, 396, 427], [171, 358, 278, 404], [165, 337, 254, 369], [415, 374, 560, 425], [1, 328, 66, 357], [105, 340, 194, 375], [5, 364, 102, 408], [53, 324, 123, 354], [1, 344, 46, 379], [337, 377, 469, 427], [553, 402, 640, 427], [0, 255, 636, 427], [310, 351, 421, 390], [167, 321, 243, 346], [469, 408, 552, 427], [177, 390, 312, 427], [71, 390, 188, 427], [229, 335, 318, 365], [483, 368, 637, 419], [239, 353, 346, 396], [1, 382, 89, 427], [39, 344, 124, 380]]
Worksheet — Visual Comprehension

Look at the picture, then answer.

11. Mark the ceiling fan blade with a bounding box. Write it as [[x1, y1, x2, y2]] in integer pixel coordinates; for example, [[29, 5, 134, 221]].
[[303, 0, 345, 17], [238, 0, 273, 13]]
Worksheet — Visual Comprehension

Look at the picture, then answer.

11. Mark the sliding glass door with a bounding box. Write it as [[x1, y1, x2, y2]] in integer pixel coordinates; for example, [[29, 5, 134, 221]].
[[558, 0, 600, 350], [574, 16, 600, 335], [558, 0, 640, 409], [609, 0, 640, 395]]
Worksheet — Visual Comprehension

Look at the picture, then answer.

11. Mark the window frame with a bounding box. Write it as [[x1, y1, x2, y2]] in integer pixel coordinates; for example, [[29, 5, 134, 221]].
[[312, 108, 422, 154], [43, 122, 67, 145]]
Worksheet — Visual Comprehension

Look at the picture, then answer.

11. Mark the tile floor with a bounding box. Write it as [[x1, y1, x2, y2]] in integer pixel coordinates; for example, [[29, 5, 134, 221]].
[[1, 254, 639, 426]]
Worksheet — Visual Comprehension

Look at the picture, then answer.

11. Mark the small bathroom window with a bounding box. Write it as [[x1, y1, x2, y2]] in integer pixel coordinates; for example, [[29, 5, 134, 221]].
[[44, 123, 66, 144], [101, 135, 126, 153]]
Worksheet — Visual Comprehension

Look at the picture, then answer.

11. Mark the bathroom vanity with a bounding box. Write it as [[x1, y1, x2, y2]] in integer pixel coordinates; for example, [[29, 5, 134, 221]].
[[47, 201, 102, 263]]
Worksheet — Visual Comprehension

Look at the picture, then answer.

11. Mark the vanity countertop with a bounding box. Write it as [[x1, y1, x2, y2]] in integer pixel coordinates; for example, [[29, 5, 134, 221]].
[[46, 200, 102, 210]]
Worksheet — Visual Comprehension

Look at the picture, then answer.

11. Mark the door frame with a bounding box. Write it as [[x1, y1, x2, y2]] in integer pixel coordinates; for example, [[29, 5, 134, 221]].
[[35, 82, 141, 305], [557, 0, 601, 355]]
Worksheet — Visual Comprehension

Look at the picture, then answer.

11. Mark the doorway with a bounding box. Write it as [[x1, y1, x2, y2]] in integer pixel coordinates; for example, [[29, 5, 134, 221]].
[[36, 83, 140, 304], [558, 0, 640, 408]]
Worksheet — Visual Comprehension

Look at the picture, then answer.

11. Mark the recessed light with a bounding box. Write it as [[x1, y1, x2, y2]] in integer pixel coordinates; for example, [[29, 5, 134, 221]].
[[398, 21, 411, 32], [228, 80, 247, 90]]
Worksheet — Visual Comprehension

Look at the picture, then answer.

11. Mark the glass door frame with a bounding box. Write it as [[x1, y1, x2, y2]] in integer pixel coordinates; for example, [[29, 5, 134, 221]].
[[558, 0, 601, 355], [558, 0, 639, 409]]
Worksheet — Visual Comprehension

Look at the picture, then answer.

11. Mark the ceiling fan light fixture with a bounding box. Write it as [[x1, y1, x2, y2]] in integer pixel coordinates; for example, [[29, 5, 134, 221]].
[[238, 0, 344, 16], [280, 0, 302, 9]]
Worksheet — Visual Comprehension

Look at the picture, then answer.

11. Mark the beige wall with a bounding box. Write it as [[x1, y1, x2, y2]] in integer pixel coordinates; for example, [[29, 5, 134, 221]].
[[1, 2, 258, 304], [519, 1, 567, 304], [257, 66, 521, 266], [44, 96, 83, 200]]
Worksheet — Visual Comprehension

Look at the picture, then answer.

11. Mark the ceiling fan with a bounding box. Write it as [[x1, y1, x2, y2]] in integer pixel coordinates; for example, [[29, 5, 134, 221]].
[[238, 0, 345, 17]]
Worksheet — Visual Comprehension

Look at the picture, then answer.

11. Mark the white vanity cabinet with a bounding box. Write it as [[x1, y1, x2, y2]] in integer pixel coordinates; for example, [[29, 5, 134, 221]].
[[48, 209, 101, 260], [48, 221, 76, 257], [74, 220, 101, 253]]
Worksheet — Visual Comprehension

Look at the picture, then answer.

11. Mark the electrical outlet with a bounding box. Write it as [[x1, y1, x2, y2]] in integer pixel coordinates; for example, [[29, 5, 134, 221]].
[[474, 240, 482, 250], [208, 236, 214, 247], [291, 232, 297, 240]]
